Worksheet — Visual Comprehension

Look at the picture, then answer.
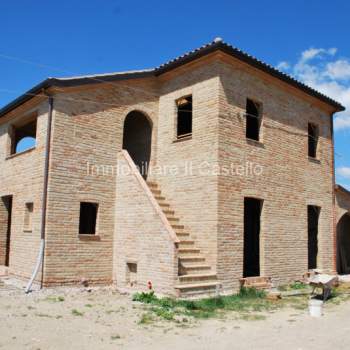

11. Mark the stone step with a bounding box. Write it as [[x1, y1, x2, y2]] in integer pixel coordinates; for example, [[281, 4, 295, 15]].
[[178, 240, 195, 247], [146, 181, 158, 189], [159, 202, 170, 209], [150, 189, 162, 196], [163, 209, 175, 216], [167, 217, 179, 223], [175, 281, 221, 297], [181, 263, 211, 273], [179, 273, 217, 283], [179, 255, 205, 263], [171, 224, 184, 230], [240, 277, 272, 290], [155, 195, 166, 201], [175, 231, 190, 237], [178, 248, 200, 254], [250, 283, 272, 290]]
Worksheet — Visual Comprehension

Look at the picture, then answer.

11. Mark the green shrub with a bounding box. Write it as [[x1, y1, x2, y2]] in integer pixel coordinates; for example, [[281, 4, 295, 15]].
[[133, 287, 273, 321]]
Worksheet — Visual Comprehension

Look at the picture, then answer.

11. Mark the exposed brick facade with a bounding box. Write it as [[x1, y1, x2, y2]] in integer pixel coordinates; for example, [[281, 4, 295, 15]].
[[0, 46, 343, 296]]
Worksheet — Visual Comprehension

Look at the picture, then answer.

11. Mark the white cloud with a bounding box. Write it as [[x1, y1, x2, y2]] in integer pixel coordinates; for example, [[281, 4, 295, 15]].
[[337, 167, 350, 179], [300, 47, 337, 62], [277, 47, 350, 131], [335, 115, 350, 130], [325, 60, 350, 80], [276, 61, 290, 70]]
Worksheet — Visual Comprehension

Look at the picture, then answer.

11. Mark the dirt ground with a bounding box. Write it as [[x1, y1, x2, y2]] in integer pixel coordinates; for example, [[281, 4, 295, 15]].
[[1, 277, 350, 350]]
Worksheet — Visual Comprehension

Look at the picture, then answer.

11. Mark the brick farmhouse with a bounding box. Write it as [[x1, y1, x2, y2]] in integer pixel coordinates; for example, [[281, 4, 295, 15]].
[[0, 38, 349, 297]]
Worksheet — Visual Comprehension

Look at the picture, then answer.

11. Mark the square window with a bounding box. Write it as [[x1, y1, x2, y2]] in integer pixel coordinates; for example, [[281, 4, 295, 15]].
[[24, 202, 33, 231], [126, 262, 137, 286]]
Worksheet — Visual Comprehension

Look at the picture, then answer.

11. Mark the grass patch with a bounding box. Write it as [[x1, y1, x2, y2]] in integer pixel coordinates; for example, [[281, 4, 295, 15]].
[[138, 312, 154, 325], [71, 309, 84, 317], [110, 334, 121, 340], [133, 288, 275, 321], [278, 281, 309, 292], [44, 295, 65, 303], [289, 282, 308, 290], [279, 294, 309, 310]]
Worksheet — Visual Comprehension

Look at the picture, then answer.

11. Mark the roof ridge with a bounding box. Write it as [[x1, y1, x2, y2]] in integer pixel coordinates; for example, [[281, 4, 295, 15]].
[[0, 38, 345, 117], [154, 38, 344, 110]]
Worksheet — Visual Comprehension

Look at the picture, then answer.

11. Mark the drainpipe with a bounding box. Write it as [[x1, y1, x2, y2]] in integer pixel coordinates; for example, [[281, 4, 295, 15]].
[[330, 112, 337, 273], [25, 95, 53, 293]]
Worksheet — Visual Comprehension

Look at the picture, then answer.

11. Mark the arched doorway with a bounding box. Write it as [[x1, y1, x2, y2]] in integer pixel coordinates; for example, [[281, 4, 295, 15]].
[[122, 111, 152, 179], [337, 213, 350, 274]]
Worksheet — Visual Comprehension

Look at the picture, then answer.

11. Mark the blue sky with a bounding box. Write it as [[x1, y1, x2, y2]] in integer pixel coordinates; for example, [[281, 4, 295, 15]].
[[1, 0, 349, 187]]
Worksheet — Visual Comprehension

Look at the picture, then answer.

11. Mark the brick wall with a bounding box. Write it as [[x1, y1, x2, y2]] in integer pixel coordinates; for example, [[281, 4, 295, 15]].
[[155, 60, 221, 270], [114, 151, 178, 296], [0, 99, 49, 281], [43, 80, 159, 285], [218, 58, 335, 291]]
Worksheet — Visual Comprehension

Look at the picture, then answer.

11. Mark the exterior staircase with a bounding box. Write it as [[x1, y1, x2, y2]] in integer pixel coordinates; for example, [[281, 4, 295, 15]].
[[147, 181, 220, 298]]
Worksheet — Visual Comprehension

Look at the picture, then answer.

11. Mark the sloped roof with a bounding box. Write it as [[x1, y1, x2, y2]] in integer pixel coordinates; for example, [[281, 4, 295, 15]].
[[336, 184, 350, 196], [0, 38, 345, 118]]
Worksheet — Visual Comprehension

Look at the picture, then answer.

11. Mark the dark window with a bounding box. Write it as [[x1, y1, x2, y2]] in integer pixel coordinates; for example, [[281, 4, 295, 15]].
[[308, 205, 320, 270], [308, 123, 319, 158], [176, 96, 192, 138], [246, 99, 262, 141], [79, 202, 98, 235], [10, 118, 37, 154]]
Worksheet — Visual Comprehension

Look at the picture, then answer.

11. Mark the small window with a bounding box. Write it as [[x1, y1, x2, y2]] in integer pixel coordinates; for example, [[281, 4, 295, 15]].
[[176, 95, 192, 138], [126, 262, 137, 286], [246, 99, 262, 141], [79, 202, 98, 235], [24, 202, 33, 231], [10, 118, 37, 154], [308, 123, 319, 158]]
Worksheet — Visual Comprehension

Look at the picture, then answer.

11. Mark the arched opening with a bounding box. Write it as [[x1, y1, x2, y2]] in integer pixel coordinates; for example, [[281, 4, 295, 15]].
[[337, 213, 350, 275], [15, 136, 36, 153], [10, 118, 37, 154], [122, 111, 152, 179]]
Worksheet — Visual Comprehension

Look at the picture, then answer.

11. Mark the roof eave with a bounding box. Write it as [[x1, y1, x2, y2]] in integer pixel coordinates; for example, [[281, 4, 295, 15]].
[[0, 40, 345, 118], [336, 184, 350, 196], [0, 70, 155, 118], [0, 78, 55, 119], [155, 42, 345, 112]]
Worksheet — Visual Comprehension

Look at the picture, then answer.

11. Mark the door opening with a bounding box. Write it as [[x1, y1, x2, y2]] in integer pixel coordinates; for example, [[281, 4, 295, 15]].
[[308, 205, 320, 270], [336, 213, 350, 275], [122, 111, 152, 179], [0, 196, 13, 267], [243, 198, 263, 277]]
